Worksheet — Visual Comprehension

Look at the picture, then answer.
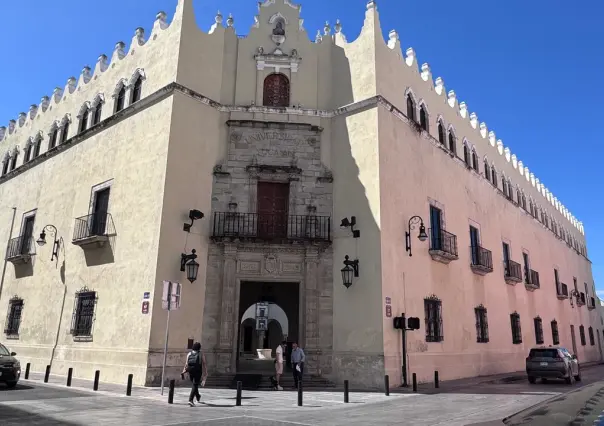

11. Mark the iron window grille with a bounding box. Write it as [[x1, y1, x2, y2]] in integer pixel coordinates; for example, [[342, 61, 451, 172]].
[[589, 326, 595, 346], [579, 325, 586, 346], [4, 296, 23, 337], [70, 288, 98, 340], [475, 305, 489, 343], [510, 312, 522, 344], [424, 296, 443, 342], [534, 316, 544, 344], [551, 320, 559, 345]]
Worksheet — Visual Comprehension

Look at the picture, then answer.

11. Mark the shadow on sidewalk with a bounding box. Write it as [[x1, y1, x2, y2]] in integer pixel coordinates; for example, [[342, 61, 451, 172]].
[[0, 405, 80, 425]]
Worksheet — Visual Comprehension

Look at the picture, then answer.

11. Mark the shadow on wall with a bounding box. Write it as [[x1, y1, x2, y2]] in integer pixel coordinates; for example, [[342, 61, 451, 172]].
[[82, 235, 116, 267], [13, 260, 34, 279]]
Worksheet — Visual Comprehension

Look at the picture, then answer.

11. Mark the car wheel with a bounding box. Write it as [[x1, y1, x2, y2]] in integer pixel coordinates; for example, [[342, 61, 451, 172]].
[[541, 378, 548, 384], [528, 376, 536, 384], [5, 381, 17, 389]]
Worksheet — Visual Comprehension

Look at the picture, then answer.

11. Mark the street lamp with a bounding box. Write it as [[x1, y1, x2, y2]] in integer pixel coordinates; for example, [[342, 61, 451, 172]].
[[341, 255, 359, 289], [180, 249, 199, 283], [36, 224, 63, 263], [405, 215, 428, 257]]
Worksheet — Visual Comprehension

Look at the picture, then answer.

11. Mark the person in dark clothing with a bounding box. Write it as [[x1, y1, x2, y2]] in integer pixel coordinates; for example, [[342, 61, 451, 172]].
[[290, 342, 305, 389], [182, 342, 207, 407]]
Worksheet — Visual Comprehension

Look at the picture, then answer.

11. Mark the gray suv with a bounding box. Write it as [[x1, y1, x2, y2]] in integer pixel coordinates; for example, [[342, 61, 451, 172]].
[[526, 346, 581, 384]]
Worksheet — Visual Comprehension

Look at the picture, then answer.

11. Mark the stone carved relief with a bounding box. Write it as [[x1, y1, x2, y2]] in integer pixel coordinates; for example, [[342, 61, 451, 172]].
[[264, 254, 278, 274], [272, 20, 286, 46], [239, 261, 261, 274]]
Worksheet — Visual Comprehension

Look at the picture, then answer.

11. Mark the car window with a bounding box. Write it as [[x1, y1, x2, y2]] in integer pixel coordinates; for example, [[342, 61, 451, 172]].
[[529, 349, 559, 358], [0, 343, 9, 356]]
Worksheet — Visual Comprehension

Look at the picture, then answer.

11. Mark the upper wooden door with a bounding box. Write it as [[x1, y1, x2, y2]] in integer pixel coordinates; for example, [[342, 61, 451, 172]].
[[257, 182, 289, 238]]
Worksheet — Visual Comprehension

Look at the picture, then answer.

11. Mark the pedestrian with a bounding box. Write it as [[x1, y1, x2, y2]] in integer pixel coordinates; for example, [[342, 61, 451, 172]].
[[290, 342, 305, 389], [182, 342, 208, 407], [274, 340, 286, 390]]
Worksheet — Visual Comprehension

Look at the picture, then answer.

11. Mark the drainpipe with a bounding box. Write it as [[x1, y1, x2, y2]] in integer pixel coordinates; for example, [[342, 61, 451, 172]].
[[0, 207, 17, 301], [50, 278, 67, 368]]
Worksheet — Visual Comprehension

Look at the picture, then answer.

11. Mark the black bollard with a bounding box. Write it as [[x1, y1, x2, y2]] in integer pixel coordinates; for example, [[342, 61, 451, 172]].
[[236, 381, 242, 406], [434, 370, 439, 389], [384, 374, 390, 396], [44, 365, 51, 383], [93, 370, 100, 391], [67, 368, 73, 387], [297, 381, 303, 406], [168, 380, 175, 404], [126, 374, 133, 396], [412, 373, 417, 392], [344, 380, 349, 403], [24, 363, 30, 379]]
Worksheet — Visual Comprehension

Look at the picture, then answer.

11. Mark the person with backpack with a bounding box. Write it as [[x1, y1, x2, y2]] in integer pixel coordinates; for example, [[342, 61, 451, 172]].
[[182, 342, 207, 406]]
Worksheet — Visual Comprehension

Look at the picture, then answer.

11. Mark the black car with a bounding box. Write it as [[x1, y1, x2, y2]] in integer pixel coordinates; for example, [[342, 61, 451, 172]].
[[0, 342, 21, 388]]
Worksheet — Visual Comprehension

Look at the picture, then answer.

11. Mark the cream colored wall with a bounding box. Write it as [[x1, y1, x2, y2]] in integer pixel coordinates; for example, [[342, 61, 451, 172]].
[[146, 92, 222, 385], [378, 108, 599, 384]]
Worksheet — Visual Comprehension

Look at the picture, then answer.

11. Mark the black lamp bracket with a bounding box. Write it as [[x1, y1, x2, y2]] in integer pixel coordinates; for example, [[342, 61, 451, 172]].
[[180, 249, 198, 272], [183, 210, 205, 233], [343, 255, 360, 277], [341, 216, 360, 238], [405, 215, 424, 257], [42, 224, 63, 263]]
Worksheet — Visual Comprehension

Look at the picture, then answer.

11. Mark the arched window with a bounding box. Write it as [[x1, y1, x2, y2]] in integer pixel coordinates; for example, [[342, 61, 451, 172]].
[[522, 194, 527, 210], [484, 160, 490, 180], [32, 136, 42, 159], [93, 103, 103, 125], [9, 152, 18, 171], [472, 150, 479, 171], [406, 94, 416, 122], [448, 130, 456, 154], [419, 105, 428, 131], [437, 121, 445, 145], [1, 156, 9, 176], [463, 144, 470, 166], [24, 141, 32, 163], [501, 176, 507, 195], [115, 85, 126, 112], [517, 189, 521, 205], [79, 105, 89, 134], [49, 126, 58, 149], [131, 76, 143, 103], [491, 167, 497, 187], [61, 122, 70, 144], [263, 73, 290, 107]]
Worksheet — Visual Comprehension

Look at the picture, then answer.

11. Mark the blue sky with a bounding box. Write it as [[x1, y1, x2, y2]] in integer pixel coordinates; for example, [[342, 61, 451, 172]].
[[1, 0, 601, 291]]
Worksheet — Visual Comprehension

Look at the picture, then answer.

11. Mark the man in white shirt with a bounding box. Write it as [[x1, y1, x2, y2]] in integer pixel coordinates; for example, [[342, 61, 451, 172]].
[[275, 340, 286, 390]]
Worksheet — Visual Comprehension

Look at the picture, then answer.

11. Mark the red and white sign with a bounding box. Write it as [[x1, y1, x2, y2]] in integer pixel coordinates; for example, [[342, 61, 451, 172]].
[[142, 301, 150, 314]]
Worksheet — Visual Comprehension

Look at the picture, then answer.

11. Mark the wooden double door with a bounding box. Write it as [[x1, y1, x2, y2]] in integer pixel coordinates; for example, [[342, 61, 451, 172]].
[[257, 182, 289, 239]]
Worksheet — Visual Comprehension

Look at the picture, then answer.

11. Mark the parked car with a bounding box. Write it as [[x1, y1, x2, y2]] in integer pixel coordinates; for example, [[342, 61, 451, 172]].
[[526, 346, 581, 384], [0, 342, 21, 388]]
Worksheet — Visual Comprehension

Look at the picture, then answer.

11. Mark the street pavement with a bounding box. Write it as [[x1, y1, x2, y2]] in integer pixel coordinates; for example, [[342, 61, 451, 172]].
[[2, 364, 604, 425]]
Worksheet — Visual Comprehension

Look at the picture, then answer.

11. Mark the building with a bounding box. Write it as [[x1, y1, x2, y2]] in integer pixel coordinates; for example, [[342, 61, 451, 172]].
[[0, 0, 599, 389]]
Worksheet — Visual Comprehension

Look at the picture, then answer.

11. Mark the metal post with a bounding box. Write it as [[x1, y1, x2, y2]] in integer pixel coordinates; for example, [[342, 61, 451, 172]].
[[161, 281, 172, 396], [384, 375, 390, 396], [94, 370, 100, 391], [236, 381, 242, 406], [344, 380, 349, 403], [402, 313, 408, 387], [126, 374, 133, 396], [168, 380, 175, 404], [24, 363, 30, 379], [44, 365, 51, 383], [0, 207, 17, 301], [67, 368, 73, 387], [412, 373, 417, 392], [297, 381, 303, 406], [434, 370, 439, 389]]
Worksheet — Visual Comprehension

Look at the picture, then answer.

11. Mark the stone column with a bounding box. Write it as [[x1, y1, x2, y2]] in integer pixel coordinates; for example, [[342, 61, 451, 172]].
[[304, 246, 320, 375], [218, 244, 238, 372]]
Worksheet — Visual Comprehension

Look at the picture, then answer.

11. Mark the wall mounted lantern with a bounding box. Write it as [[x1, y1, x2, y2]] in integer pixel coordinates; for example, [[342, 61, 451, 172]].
[[183, 209, 204, 233], [341, 255, 359, 289], [405, 215, 428, 257], [36, 224, 63, 263], [340, 216, 360, 238], [181, 249, 199, 283]]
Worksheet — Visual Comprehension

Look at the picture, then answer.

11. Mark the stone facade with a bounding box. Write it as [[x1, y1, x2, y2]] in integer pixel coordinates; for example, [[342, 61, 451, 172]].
[[0, 0, 597, 390]]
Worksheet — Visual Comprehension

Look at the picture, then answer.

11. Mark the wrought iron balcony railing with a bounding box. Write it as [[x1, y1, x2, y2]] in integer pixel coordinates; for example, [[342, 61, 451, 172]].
[[504, 260, 523, 283], [428, 229, 458, 260], [5, 235, 36, 263], [211, 212, 331, 243], [72, 213, 115, 247], [470, 245, 493, 274], [524, 268, 540, 289], [557, 283, 569, 300]]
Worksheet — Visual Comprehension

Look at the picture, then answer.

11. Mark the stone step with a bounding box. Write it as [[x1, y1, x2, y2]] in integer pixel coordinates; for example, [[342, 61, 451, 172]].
[[204, 374, 335, 391]]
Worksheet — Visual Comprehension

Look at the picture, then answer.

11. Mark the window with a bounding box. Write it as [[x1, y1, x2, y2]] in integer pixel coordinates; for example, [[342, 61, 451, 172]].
[[554, 269, 560, 294], [91, 187, 110, 236], [32, 137, 41, 159], [424, 296, 443, 342], [93, 104, 103, 125], [24, 142, 32, 163], [469, 225, 480, 265], [522, 194, 527, 210], [419, 105, 428, 131], [263, 73, 290, 107], [523, 252, 530, 283], [49, 127, 58, 149], [79, 106, 89, 133], [484, 160, 490, 181], [61, 122, 70, 144], [589, 326, 595, 346], [501, 176, 507, 195], [1, 157, 9, 175], [448, 130, 456, 154], [534, 316, 544, 344], [9, 152, 18, 171], [257, 182, 289, 239], [510, 312, 522, 344], [429, 205, 443, 251], [70, 288, 97, 339], [406, 94, 416, 122], [437, 121, 445, 144], [4, 297, 24, 337], [115, 86, 126, 112], [491, 167, 497, 187], [131, 76, 143, 103], [475, 305, 489, 343], [463, 144, 470, 167], [551, 320, 559, 345], [471, 150, 479, 171], [579, 325, 586, 346]]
